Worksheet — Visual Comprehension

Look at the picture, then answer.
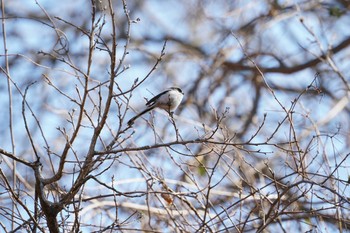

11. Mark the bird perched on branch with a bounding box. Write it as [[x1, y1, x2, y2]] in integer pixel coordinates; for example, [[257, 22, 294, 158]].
[[127, 87, 184, 126]]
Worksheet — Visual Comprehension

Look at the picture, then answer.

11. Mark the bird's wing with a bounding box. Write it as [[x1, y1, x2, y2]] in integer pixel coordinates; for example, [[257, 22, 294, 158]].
[[145, 90, 168, 107]]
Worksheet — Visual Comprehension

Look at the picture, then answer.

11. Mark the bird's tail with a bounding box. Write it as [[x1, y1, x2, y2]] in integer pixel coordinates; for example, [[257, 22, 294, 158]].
[[127, 106, 155, 126]]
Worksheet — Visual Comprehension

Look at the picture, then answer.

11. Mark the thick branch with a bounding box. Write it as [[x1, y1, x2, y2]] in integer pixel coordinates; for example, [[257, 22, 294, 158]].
[[224, 36, 350, 74]]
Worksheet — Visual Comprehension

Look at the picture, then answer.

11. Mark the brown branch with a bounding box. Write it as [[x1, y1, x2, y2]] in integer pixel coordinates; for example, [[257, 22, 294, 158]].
[[223, 36, 350, 74], [0, 148, 34, 168], [59, 0, 130, 206]]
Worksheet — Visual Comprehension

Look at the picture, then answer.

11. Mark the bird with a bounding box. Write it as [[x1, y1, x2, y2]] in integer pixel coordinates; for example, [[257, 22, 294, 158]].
[[127, 87, 184, 126]]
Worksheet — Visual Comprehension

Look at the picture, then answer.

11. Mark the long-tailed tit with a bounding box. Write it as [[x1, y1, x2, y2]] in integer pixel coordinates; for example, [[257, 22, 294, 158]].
[[128, 87, 184, 125]]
